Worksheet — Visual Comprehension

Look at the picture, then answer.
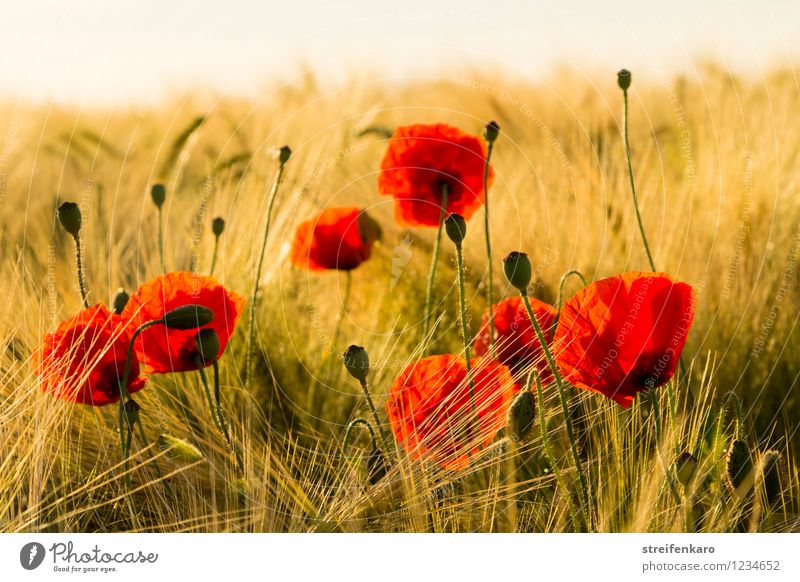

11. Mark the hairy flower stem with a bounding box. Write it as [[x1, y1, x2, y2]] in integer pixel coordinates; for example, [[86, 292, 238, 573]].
[[622, 88, 656, 272], [422, 183, 449, 353], [482, 142, 496, 356], [245, 158, 289, 385], [209, 236, 220, 276], [158, 207, 165, 274], [358, 378, 389, 450], [196, 357, 244, 476], [453, 240, 477, 416], [532, 371, 582, 531], [521, 293, 592, 531], [342, 418, 377, 461], [72, 234, 89, 308]]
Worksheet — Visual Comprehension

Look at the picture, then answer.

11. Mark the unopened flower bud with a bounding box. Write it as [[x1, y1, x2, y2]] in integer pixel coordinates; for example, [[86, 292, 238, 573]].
[[445, 214, 467, 246], [57, 201, 82, 237], [212, 216, 225, 237], [123, 399, 140, 426], [151, 183, 166, 208], [195, 328, 221, 362], [506, 390, 536, 442], [503, 251, 532, 293], [357, 210, 382, 245], [617, 69, 632, 91], [343, 345, 369, 382], [161, 304, 215, 330], [483, 120, 500, 144], [158, 434, 204, 463], [367, 448, 388, 485], [724, 438, 753, 496], [275, 145, 292, 165], [113, 288, 130, 314], [674, 451, 698, 487]]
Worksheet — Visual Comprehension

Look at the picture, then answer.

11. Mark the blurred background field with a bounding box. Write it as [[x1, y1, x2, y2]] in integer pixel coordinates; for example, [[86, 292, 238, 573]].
[[1, 64, 799, 532]]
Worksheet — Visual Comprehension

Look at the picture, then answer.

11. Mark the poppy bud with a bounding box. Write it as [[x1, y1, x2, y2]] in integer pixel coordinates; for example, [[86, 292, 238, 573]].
[[275, 145, 292, 165], [357, 210, 382, 245], [123, 399, 140, 426], [112, 288, 130, 314], [150, 183, 166, 208], [343, 345, 369, 382], [483, 120, 500, 144], [506, 389, 535, 442], [158, 434, 204, 463], [212, 216, 225, 237], [503, 251, 532, 293], [367, 448, 388, 485], [161, 304, 215, 330], [194, 328, 221, 362], [724, 438, 753, 495], [57, 201, 82, 237], [617, 69, 632, 91], [444, 214, 467, 246], [759, 450, 782, 506], [674, 451, 698, 487]]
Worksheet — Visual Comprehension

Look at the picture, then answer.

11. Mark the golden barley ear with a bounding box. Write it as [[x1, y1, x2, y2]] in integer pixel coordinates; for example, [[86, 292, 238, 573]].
[[724, 438, 754, 499], [159, 115, 207, 178], [758, 450, 783, 507]]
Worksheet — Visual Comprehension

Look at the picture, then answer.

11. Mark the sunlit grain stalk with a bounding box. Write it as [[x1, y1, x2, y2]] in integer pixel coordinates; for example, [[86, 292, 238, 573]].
[[245, 146, 291, 385], [422, 182, 449, 353], [482, 121, 499, 356]]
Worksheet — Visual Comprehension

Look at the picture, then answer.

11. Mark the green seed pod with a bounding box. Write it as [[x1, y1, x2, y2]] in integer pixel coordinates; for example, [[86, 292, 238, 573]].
[[112, 288, 130, 314], [151, 183, 166, 208], [503, 251, 532, 293], [276, 145, 292, 165], [123, 399, 140, 426], [194, 328, 221, 362], [57, 201, 82, 237], [483, 120, 500, 144], [212, 216, 225, 237], [367, 448, 388, 485], [506, 389, 536, 442], [674, 451, 698, 487], [444, 214, 467, 246], [617, 69, 632, 91], [158, 434, 204, 463], [343, 345, 369, 382], [161, 304, 215, 330], [759, 450, 782, 506], [724, 438, 753, 496]]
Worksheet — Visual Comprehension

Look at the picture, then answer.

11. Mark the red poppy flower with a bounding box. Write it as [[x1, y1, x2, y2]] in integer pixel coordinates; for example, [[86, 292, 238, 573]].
[[385, 355, 516, 470], [378, 124, 492, 227], [553, 272, 696, 408], [474, 296, 557, 381], [34, 304, 146, 406], [290, 207, 380, 271], [122, 272, 244, 373]]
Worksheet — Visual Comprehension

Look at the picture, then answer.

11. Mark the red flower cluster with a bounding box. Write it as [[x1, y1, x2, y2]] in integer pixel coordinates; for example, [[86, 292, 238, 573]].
[[35, 273, 244, 405], [554, 272, 696, 408], [122, 272, 244, 373], [474, 296, 556, 380], [378, 124, 492, 227], [385, 355, 516, 470], [290, 207, 380, 271], [34, 304, 146, 406]]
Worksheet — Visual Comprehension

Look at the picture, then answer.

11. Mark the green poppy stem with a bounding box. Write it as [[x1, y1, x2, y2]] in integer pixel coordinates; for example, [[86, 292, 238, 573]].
[[196, 356, 244, 476], [209, 235, 220, 276], [453, 239, 477, 415], [357, 377, 389, 451], [342, 417, 377, 462], [482, 141, 496, 356], [622, 87, 656, 273], [73, 234, 89, 309], [245, 157, 289, 385], [157, 207, 166, 274], [532, 371, 582, 531], [520, 293, 592, 531], [422, 182, 449, 353]]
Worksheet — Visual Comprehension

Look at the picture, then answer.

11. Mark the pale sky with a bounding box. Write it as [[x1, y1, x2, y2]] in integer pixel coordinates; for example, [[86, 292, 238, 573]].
[[0, 0, 797, 104]]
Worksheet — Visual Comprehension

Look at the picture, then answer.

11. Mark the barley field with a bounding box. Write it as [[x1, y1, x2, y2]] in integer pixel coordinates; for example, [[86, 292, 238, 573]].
[[0, 64, 798, 533]]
